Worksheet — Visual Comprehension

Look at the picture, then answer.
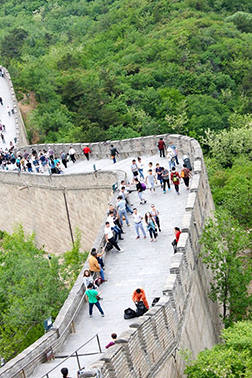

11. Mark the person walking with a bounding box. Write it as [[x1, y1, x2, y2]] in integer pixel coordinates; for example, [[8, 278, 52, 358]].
[[83, 146, 91, 161], [155, 163, 164, 188], [170, 167, 180, 195], [150, 204, 161, 232], [131, 159, 139, 183], [161, 167, 171, 194], [69, 146, 76, 163], [132, 208, 146, 239], [158, 138, 166, 158], [167, 147, 176, 171], [180, 163, 192, 190], [61, 151, 68, 168], [117, 195, 130, 227], [145, 212, 158, 242], [137, 157, 145, 180], [168, 142, 179, 165], [85, 283, 104, 318], [134, 178, 147, 205], [145, 169, 157, 194], [104, 222, 124, 252], [110, 145, 119, 164]]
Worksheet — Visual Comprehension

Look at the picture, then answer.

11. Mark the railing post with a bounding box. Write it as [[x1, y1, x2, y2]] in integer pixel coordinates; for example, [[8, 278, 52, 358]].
[[96, 334, 102, 354], [75, 351, 81, 370]]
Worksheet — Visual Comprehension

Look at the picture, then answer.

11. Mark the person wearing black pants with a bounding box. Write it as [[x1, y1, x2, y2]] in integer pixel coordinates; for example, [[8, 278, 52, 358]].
[[104, 222, 124, 252], [161, 167, 171, 194]]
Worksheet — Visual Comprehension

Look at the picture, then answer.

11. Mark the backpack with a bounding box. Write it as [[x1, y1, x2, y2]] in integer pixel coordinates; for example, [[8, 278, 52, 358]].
[[141, 182, 146, 191], [135, 301, 148, 317], [180, 170, 185, 178], [172, 173, 179, 183], [124, 307, 137, 319]]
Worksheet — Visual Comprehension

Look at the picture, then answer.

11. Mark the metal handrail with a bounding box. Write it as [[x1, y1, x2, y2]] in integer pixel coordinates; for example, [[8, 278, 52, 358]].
[[8, 289, 86, 378], [43, 333, 102, 378]]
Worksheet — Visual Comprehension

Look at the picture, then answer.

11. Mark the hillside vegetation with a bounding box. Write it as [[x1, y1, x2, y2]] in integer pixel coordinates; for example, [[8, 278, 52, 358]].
[[0, 0, 252, 143]]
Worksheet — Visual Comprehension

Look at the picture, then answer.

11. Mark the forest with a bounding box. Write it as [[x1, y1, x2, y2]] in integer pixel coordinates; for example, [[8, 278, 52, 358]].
[[0, 0, 251, 143]]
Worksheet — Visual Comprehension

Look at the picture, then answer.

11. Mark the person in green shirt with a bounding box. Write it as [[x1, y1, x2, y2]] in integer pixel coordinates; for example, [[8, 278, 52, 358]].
[[85, 283, 104, 318]]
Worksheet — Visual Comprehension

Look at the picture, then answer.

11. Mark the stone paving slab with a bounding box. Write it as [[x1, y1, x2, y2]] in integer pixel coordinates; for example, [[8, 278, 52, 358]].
[[29, 153, 190, 378]]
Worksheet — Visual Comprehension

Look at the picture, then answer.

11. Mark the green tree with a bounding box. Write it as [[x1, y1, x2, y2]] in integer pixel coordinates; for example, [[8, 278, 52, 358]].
[[184, 321, 252, 377], [199, 211, 252, 328], [0, 226, 68, 360]]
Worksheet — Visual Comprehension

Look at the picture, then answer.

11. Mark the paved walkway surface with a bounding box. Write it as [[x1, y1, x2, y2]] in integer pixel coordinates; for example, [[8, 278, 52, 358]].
[[0, 74, 17, 148], [29, 154, 190, 378]]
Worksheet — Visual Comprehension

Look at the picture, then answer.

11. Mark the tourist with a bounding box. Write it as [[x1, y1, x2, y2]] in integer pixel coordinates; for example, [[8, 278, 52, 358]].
[[167, 147, 176, 171], [89, 249, 106, 281], [161, 167, 171, 193], [83, 270, 96, 290], [104, 222, 124, 252], [83, 145, 91, 161], [180, 163, 192, 190], [145, 212, 158, 242], [150, 204, 161, 232], [107, 211, 124, 241], [85, 283, 104, 318], [145, 169, 157, 194], [131, 159, 139, 183], [170, 167, 180, 195], [168, 142, 179, 165], [155, 163, 164, 188], [132, 288, 149, 309], [116, 195, 130, 227], [69, 146, 76, 163], [172, 227, 181, 253], [132, 208, 146, 240], [137, 157, 145, 180], [110, 145, 119, 164], [157, 137, 166, 158], [105, 333, 117, 349], [134, 178, 146, 205], [60, 151, 68, 168], [61, 367, 72, 378]]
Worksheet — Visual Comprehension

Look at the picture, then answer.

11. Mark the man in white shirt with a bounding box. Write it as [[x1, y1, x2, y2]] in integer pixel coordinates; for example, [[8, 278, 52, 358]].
[[132, 208, 146, 240], [104, 222, 124, 252], [69, 146, 76, 163]]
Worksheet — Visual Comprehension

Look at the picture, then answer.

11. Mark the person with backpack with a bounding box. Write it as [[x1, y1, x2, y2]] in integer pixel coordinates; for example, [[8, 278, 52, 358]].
[[180, 163, 192, 190], [167, 147, 176, 171], [170, 167, 180, 195], [134, 178, 147, 205], [132, 208, 147, 239]]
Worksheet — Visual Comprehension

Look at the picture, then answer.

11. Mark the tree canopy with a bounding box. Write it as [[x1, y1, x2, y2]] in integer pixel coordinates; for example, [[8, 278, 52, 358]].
[[0, 0, 251, 143], [0, 226, 87, 361]]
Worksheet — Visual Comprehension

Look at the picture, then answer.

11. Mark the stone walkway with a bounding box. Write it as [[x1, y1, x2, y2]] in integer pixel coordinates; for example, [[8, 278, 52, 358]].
[[29, 154, 190, 378], [0, 74, 17, 148]]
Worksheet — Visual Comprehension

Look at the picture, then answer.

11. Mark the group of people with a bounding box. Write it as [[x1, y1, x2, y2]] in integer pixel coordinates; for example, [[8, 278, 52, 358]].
[[0, 146, 78, 173]]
